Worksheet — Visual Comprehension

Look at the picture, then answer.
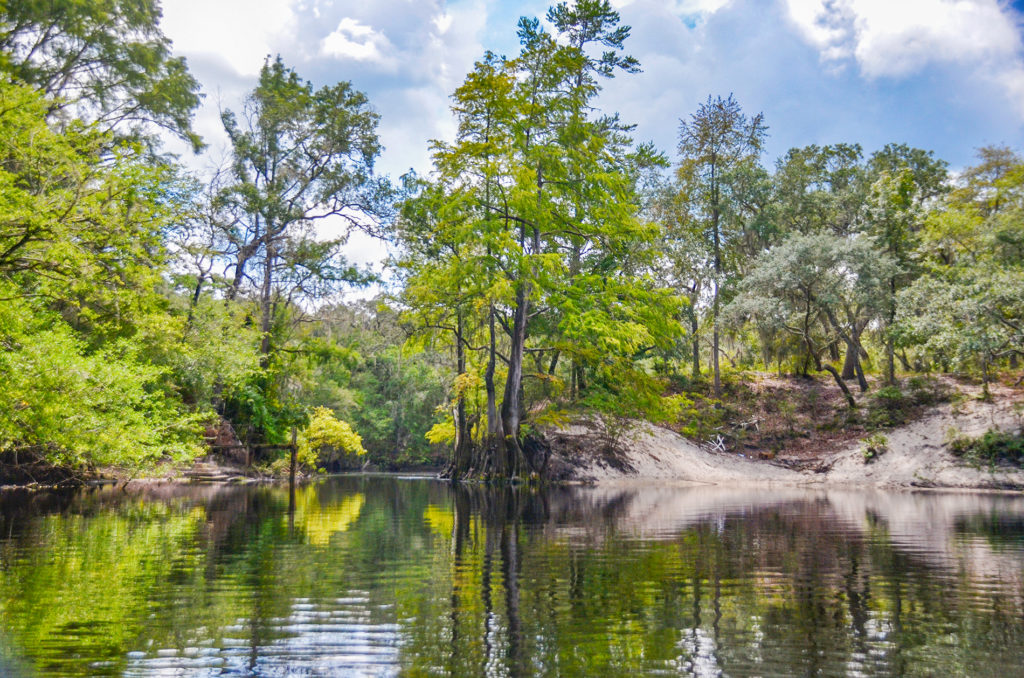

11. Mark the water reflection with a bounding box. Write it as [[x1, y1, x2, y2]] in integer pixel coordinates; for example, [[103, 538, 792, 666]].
[[0, 478, 1023, 676]]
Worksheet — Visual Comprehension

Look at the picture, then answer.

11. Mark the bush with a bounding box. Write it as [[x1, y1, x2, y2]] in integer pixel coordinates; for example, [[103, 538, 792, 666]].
[[905, 375, 951, 407], [867, 378, 951, 429], [297, 407, 367, 470], [862, 433, 888, 463], [949, 428, 1024, 466], [867, 386, 909, 428]]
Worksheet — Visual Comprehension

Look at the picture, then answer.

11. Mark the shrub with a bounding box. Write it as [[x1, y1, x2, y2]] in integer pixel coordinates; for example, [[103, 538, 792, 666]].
[[862, 433, 888, 463], [949, 428, 1024, 466], [867, 386, 909, 428], [297, 407, 367, 470], [905, 375, 951, 407]]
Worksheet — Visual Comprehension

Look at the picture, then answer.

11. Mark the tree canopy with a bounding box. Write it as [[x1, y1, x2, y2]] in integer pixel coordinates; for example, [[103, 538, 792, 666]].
[[0, 0, 1020, 481]]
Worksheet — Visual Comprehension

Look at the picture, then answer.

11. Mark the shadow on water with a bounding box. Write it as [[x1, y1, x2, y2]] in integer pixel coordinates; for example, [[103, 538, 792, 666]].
[[2, 477, 1024, 676]]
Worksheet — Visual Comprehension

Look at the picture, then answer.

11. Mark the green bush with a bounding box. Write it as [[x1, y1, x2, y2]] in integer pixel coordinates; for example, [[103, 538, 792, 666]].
[[905, 375, 951, 407], [867, 386, 909, 428], [862, 433, 888, 463], [949, 429, 1024, 466]]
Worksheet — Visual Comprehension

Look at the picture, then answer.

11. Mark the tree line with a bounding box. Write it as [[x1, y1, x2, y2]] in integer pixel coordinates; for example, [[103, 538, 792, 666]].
[[0, 0, 1020, 480]]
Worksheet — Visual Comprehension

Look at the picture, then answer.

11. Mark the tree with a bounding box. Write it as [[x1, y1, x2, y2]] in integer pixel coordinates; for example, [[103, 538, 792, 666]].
[[862, 144, 948, 384], [727, 233, 894, 407], [0, 79, 206, 470], [219, 56, 381, 360], [397, 2, 681, 480], [774, 143, 865, 238], [0, 0, 203, 149], [866, 168, 925, 385], [676, 94, 767, 397], [772, 143, 875, 380], [0, 78, 186, 337], [897, 147, 1024, 394]]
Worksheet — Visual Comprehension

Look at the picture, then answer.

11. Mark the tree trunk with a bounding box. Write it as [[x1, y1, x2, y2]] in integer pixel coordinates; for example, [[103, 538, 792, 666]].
[[258, 243, 274, 362], [827, 339, 840, 362], [500, 282, 527, 479], [841, 335, 869, 392], [841, 337, 858, 380], [712, 268, 721, 396], [897, 350, 912, 372], [690, 307, 700, 379], [885, 279, 897, 385], [451, 311, 473, 478], [711, 159, 722, 398], [854, 353, 869, 393], [227, 234, 261, 302], [821, 364, 857, 409], [484, 305, 501, 433], [885, 334, 896, 386]]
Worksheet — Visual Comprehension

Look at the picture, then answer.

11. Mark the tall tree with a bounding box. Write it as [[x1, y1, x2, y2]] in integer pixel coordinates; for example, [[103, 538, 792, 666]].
[[773, 143, 872, 381], [676, 94, 766, 397], [0, 0, 203, 149], [897, 147, 1024, 394], [220, 57, 381, 360], [399, 2, 680, 479]]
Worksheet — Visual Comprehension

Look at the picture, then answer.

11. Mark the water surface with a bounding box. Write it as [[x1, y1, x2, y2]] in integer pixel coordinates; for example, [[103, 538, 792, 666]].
[[1, 477, 1023, 676]]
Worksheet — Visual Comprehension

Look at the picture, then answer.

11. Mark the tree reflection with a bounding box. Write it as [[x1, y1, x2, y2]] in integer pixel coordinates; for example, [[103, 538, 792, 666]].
[[1, 480, 1024, 676]]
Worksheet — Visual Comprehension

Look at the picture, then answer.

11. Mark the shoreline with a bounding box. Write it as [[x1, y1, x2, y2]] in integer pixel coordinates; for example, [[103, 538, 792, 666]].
[[2, 379, 1020, 495], [543, 387, 1024, 491]]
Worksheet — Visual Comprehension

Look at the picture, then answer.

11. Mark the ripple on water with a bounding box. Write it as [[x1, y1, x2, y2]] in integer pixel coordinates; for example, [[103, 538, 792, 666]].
[[1, 478, 1024, 677]]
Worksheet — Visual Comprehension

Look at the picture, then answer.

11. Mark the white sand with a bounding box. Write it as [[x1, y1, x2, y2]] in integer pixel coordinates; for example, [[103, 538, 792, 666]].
[[559, 385, 1024, 490]]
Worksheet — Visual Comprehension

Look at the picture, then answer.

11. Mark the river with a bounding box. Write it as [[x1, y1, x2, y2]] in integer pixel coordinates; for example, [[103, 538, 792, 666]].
[[1, 476, 1023, 676]]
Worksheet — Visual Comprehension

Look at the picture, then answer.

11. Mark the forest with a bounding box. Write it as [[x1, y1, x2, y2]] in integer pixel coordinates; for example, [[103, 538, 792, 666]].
[[0, 0, 1021, 482]]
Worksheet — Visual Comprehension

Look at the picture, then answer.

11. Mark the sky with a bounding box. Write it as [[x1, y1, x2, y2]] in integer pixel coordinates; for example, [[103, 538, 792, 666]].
[[158, 0, 1024, 266]]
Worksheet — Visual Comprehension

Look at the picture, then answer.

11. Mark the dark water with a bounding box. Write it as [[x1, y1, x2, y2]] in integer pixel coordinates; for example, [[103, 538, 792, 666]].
[[1, 478, 1024, 677]]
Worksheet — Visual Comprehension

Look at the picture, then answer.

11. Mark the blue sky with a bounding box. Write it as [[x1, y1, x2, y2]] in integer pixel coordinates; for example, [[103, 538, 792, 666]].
[[159, 0, 1024, 262]]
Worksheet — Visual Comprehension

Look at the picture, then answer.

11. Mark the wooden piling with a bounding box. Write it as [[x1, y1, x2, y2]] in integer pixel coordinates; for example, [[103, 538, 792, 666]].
[[289, 427, 298, 487]]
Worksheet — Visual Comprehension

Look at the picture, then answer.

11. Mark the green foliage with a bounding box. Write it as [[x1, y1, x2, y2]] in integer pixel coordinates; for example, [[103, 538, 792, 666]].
[[866, 386, 909, 428], [862, 433, 888, 463], [219, 55, 381, 308], [728, 232, 893, 375], [904, 375, 951, 407], [396, 2, 683, 476], [0, 0, 203, 149], [297, 407, 367, 469], [0, 0, 1022, 480], [949, 429, 1024, 466], [0, 292, 206, 468]]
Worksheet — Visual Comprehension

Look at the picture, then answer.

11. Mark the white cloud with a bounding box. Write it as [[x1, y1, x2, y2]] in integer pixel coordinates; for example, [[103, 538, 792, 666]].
[[161, 0, 297, 76], [998, 65, 1024, 118], [785, 0, 1022, 77], [611, 0, 733, 16], [321, 18, 396, 66], [433, 12, 455, 35], [671, 0, 733, 12]]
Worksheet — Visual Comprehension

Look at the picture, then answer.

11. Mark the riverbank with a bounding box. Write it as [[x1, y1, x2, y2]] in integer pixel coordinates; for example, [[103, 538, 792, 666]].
[[544, 376, 1024, 490], [3, 374, 1020, 493]]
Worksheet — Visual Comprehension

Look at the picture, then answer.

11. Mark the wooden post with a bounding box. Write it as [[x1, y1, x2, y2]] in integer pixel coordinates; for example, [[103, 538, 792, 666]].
[[289, 427, 298, 487]]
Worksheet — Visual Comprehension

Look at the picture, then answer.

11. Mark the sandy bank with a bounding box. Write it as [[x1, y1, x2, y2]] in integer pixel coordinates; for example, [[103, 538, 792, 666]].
[[547, 389, 1024, 490]]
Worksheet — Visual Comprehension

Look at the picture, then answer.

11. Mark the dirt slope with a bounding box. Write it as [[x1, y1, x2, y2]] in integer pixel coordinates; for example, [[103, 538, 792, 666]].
[[548, 389, 1024, 490]]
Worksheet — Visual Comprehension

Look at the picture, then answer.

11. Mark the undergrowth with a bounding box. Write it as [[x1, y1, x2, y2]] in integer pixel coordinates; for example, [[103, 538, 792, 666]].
[[949, 428, 1024, 467], [866, 376, 952, 429]]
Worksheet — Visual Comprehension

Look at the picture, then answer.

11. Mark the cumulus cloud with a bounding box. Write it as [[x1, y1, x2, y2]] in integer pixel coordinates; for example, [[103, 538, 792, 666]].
[[671, 0, 734, 12], [161, 0, 297, 76], [785, 0, 1022, 77], [612, 0, 733, 12], [321, 18, 397, 67]]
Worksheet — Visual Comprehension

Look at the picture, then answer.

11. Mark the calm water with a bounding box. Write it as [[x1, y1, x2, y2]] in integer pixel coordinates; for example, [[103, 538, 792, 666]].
[[1, 477, 1024, 677]]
